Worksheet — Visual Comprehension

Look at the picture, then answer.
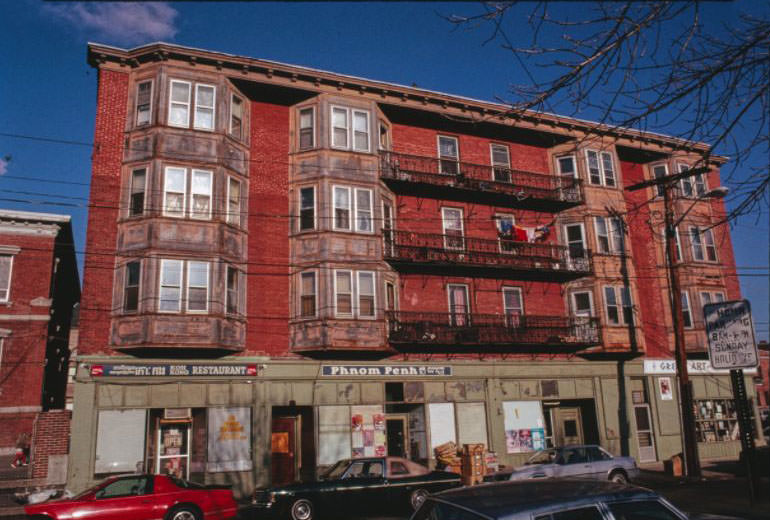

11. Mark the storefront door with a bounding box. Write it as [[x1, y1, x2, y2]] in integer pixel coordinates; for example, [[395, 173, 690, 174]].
[[554, 408, 583, 446], [634, 404, 657, 462], [271, 416, 298, 486], [156, 421, 191, 479], [386, 415, 408, 457]]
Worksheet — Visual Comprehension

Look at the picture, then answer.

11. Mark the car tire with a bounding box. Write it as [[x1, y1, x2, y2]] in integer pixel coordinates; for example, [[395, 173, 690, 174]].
[[609, 470, 628, 484], [167, 505, 201, 520], [290, 498, 314, 520], [410, 488, 430, 510]]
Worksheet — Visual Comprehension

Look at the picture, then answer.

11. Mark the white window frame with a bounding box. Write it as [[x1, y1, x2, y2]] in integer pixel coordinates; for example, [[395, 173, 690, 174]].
[[604, 285, 633, 326], [226, 265, 240, 316], [570, 291, 594, 317], [193, 84, 216, 131], [357, 271, 376, 319], [159, 259, 183, 313], [437, 135, 460, 175], [226, 177, 242, 226], [135, 80, 153, 126], [129, 167, 148, 217], [168, 80, 191, 128], [299, 271, 318, 319], [502, 287, 523, 327], [585, 149, 617, 187], [190, 169, 213, 220], [0, 254, 14, 303], [490, 143, 511, 182], [385, 280, 398, 311], [352, 109, 370, 152], [298, 106, 315, 150], [563, 222, 587, 260], [681, 290, 694, 329], [332, 185, 352, 231], [447, 284, 470, 326], [186, 261, 210, 313], [495, 214, 516, 253], [123, 260, 141, 313], [702, 228, 718, 262], [442, 207, 465, 250], [299, 185, 316, 232], [557, 155, 578, 178], [651, 163, 668, 197], [689, 226, 718, 262], [594, 216, 624, 254], [229, 93, 244, 139], [354, 188, 374, 233], [334, 269, 354, 318], [331, 106, 349, 149], [678, 163, 708, 198], [163, 166, 187, 218], [700, 291, 726, 308]]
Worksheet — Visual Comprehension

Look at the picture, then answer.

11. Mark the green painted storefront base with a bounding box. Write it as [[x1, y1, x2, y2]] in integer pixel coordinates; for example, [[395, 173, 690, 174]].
[[67, 356, 763, 498]]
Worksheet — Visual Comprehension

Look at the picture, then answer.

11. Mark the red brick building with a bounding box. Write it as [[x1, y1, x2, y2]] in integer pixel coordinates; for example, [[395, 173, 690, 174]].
[[67, 42, 761, 497], [0, 210, 79, 456]]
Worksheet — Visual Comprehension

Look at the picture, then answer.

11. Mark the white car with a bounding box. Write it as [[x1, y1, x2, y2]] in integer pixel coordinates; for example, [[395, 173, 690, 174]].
[[508, 445, 639, 483]]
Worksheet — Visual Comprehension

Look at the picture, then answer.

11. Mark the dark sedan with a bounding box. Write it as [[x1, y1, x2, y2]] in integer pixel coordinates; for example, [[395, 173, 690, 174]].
[[251, 457, 461, 520]]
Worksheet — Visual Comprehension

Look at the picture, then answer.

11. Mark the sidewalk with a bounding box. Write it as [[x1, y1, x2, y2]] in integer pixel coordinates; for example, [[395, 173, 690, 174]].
[[635, 459, 770, 520]]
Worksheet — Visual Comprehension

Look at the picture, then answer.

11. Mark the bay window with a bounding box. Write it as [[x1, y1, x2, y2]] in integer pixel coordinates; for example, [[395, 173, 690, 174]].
[[332, 185, 372, 233], [300, 271, 317, 318], [690, 226, 718, 262], [586, 149, 616, 187], [168, 79, 216, 130], [335, 270, 353, 317], [158, 259, 211, 314], [299, 107, 315, 150], [331, 106, 370, 152], [124, 261, 141, 312], [193, 85, 215, 131], [163, 167, 213, 220], [299, 186, 315, 231], [168, 80, 191, 128], [229, 94, 243, 139], [595, 216, 624, 254], [604, 286, 633, 326], [129, 168, 146, 217], [135, 80, 152, 126], [227, 177, 241, 226], [334, 270, 376, 318]]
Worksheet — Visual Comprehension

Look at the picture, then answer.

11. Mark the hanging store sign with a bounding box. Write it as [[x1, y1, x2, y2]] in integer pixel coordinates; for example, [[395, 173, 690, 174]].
[[90, 363, 261, 377], [704, 299, 759, 369], [321, 365, 452, 377], [643, 359, 756, 375]]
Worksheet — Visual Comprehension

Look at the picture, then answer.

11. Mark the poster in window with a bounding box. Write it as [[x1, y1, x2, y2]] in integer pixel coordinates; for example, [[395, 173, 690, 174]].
[[502, 401, 544, 454], [531, 428, 546, 450], [658, 377, 673, 401], [206, 407, 252, 472], [351, 405, 385, 459]]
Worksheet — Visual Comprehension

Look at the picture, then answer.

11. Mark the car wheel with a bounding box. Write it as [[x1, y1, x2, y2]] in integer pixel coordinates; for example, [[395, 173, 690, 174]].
[[290, 498, 314, 520], [167, 506, 201, 520], [410, 488, 430, 510], [609, 470, 628, 484]]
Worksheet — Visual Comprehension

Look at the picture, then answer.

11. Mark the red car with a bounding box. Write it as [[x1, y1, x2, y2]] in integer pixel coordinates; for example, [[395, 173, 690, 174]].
[[25, 474, 238, 520]]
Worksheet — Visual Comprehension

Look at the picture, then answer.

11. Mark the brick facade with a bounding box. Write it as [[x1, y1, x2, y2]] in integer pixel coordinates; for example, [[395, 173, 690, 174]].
[[31, 409, 72, 480]]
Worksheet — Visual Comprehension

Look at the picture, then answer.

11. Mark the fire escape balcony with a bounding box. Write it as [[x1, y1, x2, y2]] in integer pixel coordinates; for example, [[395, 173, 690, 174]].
[[380, 151, 584, 210], [386, 311, 601, 352], [383, 230, 592, 281]]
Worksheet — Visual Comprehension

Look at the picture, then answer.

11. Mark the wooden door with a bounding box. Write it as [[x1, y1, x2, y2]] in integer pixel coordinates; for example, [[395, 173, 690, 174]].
[[386, 416, 408, 457], [554, 407, 583, 446], [271, 416, 299, 486], [634, 404, 657, 462]]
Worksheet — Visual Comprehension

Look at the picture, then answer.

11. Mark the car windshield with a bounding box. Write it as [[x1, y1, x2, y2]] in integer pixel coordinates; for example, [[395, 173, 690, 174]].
[[321, 460, 350, 480], [527, 449, 560, 465]]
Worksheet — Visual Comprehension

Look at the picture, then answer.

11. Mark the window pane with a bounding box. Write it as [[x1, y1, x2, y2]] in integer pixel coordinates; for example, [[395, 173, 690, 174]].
[[334, 187, 350, 229], [332, 108, 348, 148], [195, 86, 215, 130], [130, 169, 146, 216], [601, 152, 616, 186], [704, 230, 717, 261], [596, 217, 609, 253], [573, 292, 592, 316], [605, 287, 619, 324], [356, 189, 372, 232], [336, 271, 352, 314], [439, 137, 458, 158], [124, 262, 140, 312], [301, 272, 316, 317], [558, 156, 575, 176], [228, 178, 241, 225], [188, 262, 208, 286], [682, 291, 692, 328], [136, 81, 151, 125], [191, 170, 212, 219], [299, 187, 315, 231], [359, 272, 375, 317], [353, 111, 369, 151], [587, 151, 601, 184], [165, 167, 185, 192], [226, 267, 238, 315], [0, 256, 11, 301], [621, 287, 634, 325], [299, 108, 314, 149], [491, 145, 510, 166], [690, 228, 704, 261], [653, 165, 667, 196], [161, 260, 182, 286], [610, 218, 624, 252], [230, 95, 243, 138], [171, 82, 190, 103]]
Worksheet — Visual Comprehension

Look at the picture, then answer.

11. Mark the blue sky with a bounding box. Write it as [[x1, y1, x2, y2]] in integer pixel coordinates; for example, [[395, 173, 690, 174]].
[[0, 1, 767, 341]]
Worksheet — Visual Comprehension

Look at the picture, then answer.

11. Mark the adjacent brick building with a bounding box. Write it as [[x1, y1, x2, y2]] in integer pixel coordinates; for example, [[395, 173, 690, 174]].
[[0, 210, 79, 455], [68, 42, 762, 497]]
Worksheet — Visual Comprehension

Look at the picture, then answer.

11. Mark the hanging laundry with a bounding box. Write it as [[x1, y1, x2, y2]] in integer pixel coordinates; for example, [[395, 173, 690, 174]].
[[533, 225, 551, 242], [513, 225, 528, 242]]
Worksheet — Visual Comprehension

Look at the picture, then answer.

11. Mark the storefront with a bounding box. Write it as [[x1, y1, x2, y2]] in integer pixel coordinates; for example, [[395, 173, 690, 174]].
[[67, 356, 763, 498]]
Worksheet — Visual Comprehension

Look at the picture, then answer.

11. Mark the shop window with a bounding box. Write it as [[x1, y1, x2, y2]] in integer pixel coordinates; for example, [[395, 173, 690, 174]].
[[386, 382, 405, 402], [438, 136, 459, 175], [318, 405, 352, 465], [299, 186, 316, 231], [135, 80, 152, 126], [585, 149, 616, 187], [206, 407, 252, 472], [95, 409, 147, 474], [229, 94, 243, 140], [129, 168, 147, 217], [503, 401, 547, 453], [694, 398, 756, 442], [124, 261, 141, 312], [490, 143, 511, 182], [298, 107, 315, 150]]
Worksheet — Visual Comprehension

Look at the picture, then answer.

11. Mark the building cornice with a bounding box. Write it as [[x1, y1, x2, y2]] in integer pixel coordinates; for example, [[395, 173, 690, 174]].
[[87, 41, 727, 164]]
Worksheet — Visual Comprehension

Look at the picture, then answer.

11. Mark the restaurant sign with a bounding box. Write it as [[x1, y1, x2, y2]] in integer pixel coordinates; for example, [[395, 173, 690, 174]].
[[321, 365, 452, 377], [90, 363, 261, 377]]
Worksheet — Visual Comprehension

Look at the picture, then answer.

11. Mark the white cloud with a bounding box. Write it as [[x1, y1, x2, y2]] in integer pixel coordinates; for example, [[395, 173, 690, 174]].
[[0, 158, 7, 176], [43, 2, 179, 46]]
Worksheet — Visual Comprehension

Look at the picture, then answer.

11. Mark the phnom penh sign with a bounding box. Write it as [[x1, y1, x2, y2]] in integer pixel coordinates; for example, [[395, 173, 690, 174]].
[[322, 365, 452, 377], [703, 299, 759, 370]]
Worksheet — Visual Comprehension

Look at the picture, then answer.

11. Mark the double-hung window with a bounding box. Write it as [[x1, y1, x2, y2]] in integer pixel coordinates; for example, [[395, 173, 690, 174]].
[[490, 144, 511, 182], [163, 167, 213, 220], [299, 186, 316, 231], [595, 216, 624, 254], [334, 270, 376, 318], [604, 286, 633, 326], [585, 149, 616, 187], [298, 107, 315, 150], [124, 261, 141, 312], [570, 291, 594, 317], [438, 136, 459, 175], [227, 177, 241, 226], [193, 85, 215, 131], [226, 266, 240, 315], [689, 226, 718, 262], [300, 271, 317, 318], [700, 291, 725, 307], [355, 188, 373, 232], [0, 255, 13, 302], [159, 259, 210, 313], [557, 155, 577, 178], [496, 214, 515, 253], [502, 287, 523, 327], [333, 186, 351, 230], [168, 80, 215, 130], [679, 163, 707, 198], [332, 186, 372, 233], [331, 106, 370, 152], [129, 168, 146, 217], [442, 207, 465, 250], [229, 95, 243, 139], [135, 80, 152, 126], [652, 164, 668, 197], [564, 223, 586, 260], [681, 291, 694, 328]]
